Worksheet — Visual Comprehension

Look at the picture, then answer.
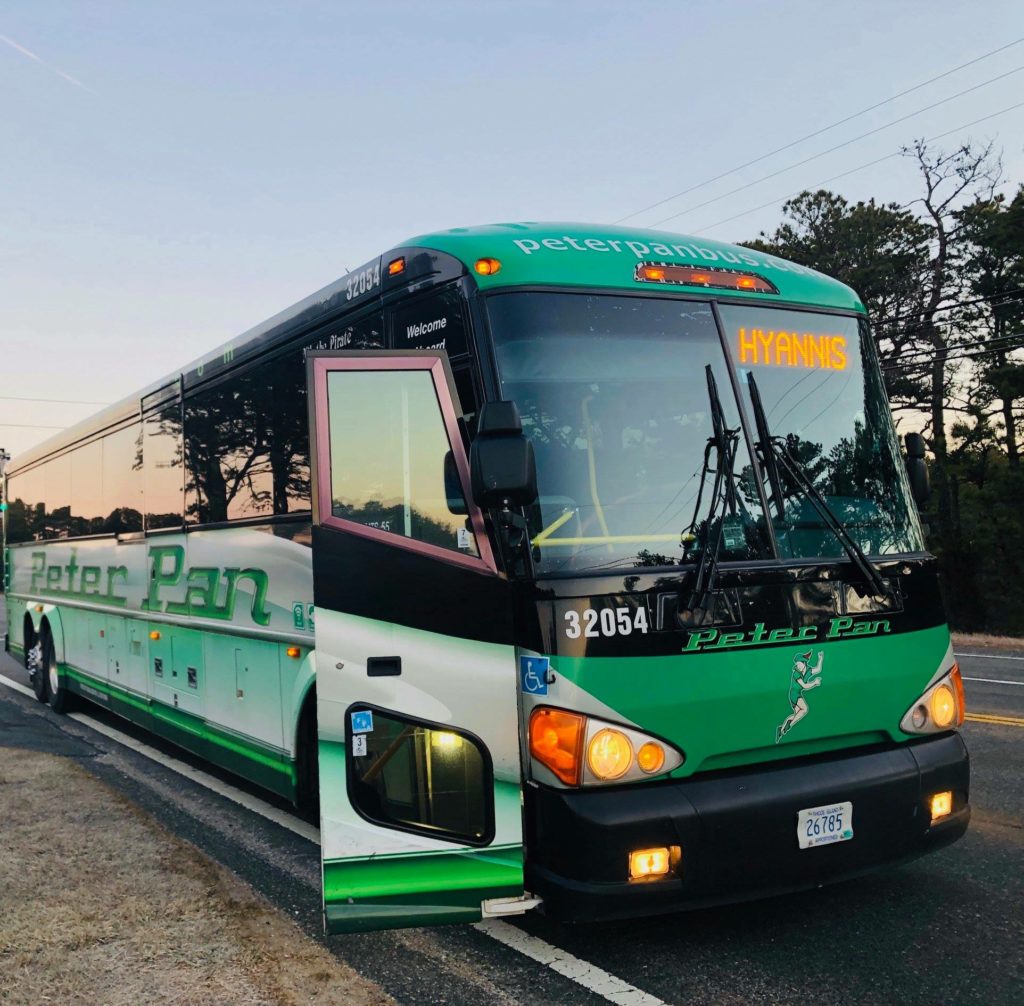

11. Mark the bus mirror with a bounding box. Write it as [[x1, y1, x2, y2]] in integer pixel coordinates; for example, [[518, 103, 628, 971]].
[[904, 432, 930, 507], [443, 451, 469, 516], [470, 401, 538, 509]]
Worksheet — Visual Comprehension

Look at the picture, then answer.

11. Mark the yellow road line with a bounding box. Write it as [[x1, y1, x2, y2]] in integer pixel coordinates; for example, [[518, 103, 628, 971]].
[[965, 713, 1024, 727]]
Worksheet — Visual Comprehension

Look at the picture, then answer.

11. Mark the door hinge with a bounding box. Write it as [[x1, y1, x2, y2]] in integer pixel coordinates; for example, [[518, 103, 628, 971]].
[[480, 893, 543, 918]]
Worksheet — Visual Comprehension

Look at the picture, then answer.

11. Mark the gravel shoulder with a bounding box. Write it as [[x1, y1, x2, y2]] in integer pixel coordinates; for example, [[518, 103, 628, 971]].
[[0, 746, 390, 1006]]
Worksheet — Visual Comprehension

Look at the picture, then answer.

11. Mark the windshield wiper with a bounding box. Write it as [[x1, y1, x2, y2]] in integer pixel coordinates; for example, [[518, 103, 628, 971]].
[[682, 366, 741, 621], [746, 372, 890, 600]]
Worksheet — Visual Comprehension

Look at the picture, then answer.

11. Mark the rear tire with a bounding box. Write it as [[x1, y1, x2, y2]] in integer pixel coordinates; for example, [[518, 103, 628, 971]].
[[26, 635, 48, 704], [44, 633, 74, 714]]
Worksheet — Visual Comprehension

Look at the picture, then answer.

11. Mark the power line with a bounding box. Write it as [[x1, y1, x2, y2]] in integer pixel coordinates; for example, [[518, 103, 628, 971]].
[[647, 65, 1024, 229], [0, 394, 110, 406], [872, 288, 1024, 332], [688, 99, 1024, 236], [615, 36, 1024, 223], [0, 422, 67, 430]]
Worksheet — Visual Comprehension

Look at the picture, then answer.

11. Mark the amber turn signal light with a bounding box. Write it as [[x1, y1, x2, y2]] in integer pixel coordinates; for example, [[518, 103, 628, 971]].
[[149, 630, 161, 641], [529, 707, 585, 786], [930, 791, 953, 822]]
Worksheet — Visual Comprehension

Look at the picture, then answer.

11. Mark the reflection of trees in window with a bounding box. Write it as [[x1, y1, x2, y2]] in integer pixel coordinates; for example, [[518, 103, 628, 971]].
[[186, 372, 272, 523], [143, 400, 184, 530], [185, 353, 311, 524]]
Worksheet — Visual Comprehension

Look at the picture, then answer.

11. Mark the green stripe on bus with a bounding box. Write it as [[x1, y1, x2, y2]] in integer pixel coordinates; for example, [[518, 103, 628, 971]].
[[323, 846, 524, 934], [61, 664, 295, 784]]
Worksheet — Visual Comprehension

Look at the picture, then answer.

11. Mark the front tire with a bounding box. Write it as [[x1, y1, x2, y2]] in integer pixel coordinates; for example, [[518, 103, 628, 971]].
[[44, 633, 74, 714]]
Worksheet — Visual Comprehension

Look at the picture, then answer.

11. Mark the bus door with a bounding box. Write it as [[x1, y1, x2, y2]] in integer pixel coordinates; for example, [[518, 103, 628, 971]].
[[306, 351, 527, 934]]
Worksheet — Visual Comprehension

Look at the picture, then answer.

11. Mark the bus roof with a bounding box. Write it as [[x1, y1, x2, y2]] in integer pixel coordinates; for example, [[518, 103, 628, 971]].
[[8, 222, 864, 474], [407, 222, 866, 314]]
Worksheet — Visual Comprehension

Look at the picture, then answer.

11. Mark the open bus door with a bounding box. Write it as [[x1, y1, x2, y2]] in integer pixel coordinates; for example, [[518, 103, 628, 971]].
[[306, 351, 527, 934]]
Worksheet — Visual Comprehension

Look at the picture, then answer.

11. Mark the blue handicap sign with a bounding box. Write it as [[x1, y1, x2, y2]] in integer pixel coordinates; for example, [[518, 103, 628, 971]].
[[520, 656, 550, 695], [351, 710, 374, 734]]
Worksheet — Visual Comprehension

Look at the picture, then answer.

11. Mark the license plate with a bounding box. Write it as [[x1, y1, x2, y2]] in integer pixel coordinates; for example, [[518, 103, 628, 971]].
[[797, 801, 853, 849]]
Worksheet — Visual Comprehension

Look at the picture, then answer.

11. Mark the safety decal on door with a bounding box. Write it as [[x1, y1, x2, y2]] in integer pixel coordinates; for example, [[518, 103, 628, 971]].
[[520, 656, 550, 696]]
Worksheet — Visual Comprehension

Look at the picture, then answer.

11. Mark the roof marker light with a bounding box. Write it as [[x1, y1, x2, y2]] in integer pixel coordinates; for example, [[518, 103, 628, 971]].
[[474, 257, 502, 276], [636, 262, 778, 294], [388, 257, 406, 276]]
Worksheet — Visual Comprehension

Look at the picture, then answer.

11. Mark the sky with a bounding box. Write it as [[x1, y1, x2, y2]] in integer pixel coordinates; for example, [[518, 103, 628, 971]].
[[2, 0, 1023, 461]]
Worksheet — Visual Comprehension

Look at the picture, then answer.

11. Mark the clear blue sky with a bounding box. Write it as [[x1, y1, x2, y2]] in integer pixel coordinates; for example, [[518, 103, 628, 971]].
[[3, 1, 1023, 459]]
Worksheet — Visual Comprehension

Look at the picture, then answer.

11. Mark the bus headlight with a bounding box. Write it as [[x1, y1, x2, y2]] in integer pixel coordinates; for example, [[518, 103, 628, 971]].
[[587, 729, 633, 780], [900, 664, 965, 735], [529, 707, 684, 787]]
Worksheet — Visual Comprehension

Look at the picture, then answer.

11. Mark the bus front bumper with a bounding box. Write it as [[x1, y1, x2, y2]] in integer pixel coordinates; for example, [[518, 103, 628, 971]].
[[524, 732, 969, 923]]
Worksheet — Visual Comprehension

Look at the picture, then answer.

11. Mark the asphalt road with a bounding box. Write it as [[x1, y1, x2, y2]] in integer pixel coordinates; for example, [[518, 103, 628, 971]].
[[1, 605, 1021, 1006]]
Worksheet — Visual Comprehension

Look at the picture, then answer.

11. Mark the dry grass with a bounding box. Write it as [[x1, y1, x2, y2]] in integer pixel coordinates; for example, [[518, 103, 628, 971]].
[[0, 748, 391, 1006], [951, 631, 1024, 650]]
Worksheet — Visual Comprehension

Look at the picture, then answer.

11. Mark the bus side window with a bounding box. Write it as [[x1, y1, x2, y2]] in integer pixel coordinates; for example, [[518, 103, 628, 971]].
[[143, 395, 184, 531], [4, 467, 45, 543], [43, 454, 70, 540]]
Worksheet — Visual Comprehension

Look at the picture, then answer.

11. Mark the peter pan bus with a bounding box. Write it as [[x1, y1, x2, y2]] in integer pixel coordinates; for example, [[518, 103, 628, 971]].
[[3, 223, 969, 933]]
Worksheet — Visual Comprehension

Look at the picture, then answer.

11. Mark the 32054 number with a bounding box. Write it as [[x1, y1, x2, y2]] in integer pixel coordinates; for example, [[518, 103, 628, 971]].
[[564, 607, 649, 639]]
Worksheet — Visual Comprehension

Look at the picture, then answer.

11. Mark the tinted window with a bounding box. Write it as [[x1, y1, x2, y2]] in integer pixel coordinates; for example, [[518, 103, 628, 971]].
[[44, 454, 71, 539], [390, 286, 469, 357], [347, 708, 491, 844], [70, 440, 104, 536], [144, 396, 184, 530], [185, 371, 273, 523], [185, 351, 313, 524], [326, 368, 477, 556], [4, 467, 45, 544], [102, 423, 143, 532], [305, 312, 385, 353]]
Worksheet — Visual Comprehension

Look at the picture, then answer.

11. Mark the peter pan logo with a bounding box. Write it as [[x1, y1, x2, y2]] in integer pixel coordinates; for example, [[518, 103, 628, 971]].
[[142, 545, 271, 626], [682, 617, 891, 654], [510, 234, 810, 275], [29, 545, 271, 627], [777, 650, 824, 743]]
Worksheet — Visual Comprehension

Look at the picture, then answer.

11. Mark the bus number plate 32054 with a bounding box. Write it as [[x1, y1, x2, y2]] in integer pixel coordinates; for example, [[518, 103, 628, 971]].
[[797, 801, 854, 849]]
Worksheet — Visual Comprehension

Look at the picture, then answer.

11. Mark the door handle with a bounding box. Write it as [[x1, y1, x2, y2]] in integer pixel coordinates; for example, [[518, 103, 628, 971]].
[[366, 656, 401, 677]]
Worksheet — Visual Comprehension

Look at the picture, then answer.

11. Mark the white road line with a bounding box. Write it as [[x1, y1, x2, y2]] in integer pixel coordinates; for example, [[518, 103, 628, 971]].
[[0, 673, 36, 700], [956, 651, 1024, 661], [473, 919, 669, 1006], [67, 709, 322, 844], [963, 676, 1024, 686], [1, 669, 672, 1005]]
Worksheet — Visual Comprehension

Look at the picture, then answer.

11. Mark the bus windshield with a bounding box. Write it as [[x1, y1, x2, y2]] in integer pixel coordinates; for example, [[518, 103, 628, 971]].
[[486, 292, 923, 575]]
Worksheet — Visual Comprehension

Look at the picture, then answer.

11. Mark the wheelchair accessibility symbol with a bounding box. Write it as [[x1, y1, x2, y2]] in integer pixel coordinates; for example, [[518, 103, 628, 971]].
[[520, 656, 550, 696]]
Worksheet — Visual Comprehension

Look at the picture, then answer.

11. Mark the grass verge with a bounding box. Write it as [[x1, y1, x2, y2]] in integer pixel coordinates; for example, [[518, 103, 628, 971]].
[[0, 747, 391, 1006]]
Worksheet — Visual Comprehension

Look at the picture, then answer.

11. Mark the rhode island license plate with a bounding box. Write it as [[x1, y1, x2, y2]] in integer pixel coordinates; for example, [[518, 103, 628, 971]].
[[797, 801, 854, 849]]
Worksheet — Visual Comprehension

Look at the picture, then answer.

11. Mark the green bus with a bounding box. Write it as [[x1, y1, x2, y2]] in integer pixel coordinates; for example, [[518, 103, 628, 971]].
[[3, 223, 969, 934]]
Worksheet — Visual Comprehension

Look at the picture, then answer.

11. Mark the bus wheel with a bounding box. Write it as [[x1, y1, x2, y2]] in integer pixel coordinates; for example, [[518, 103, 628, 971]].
[[27, 635, 48, 704], [44, 633, 74, 714]]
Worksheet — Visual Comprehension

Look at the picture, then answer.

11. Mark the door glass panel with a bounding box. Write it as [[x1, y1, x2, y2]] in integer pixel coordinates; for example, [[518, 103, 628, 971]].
[[326, 369, 477, 556], [348, 708, 491, 844]]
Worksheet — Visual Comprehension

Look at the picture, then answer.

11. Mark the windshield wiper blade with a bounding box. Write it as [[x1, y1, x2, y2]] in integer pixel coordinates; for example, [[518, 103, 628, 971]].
[[748, 373, 786, 521], [745, 373, 890, 600], [683, 367, 740, 620]]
